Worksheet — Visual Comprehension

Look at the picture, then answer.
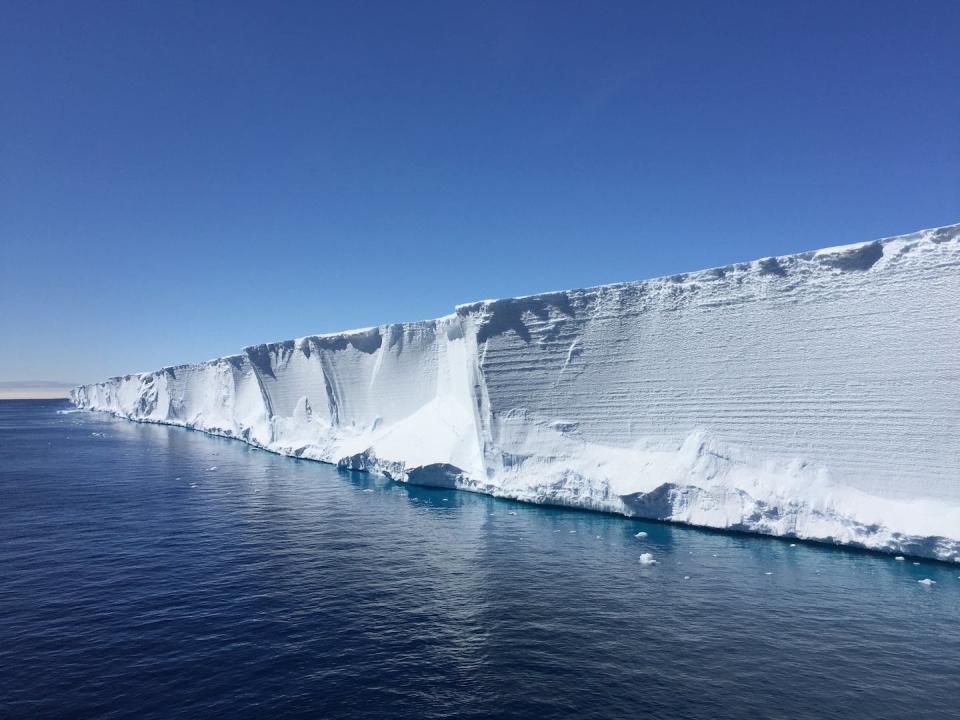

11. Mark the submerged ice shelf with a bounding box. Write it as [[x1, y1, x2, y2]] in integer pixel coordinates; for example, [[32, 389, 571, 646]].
[[74, 224, 960, 561]]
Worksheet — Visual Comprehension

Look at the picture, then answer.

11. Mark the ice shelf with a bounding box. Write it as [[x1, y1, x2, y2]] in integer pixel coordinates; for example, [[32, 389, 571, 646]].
[[74, 223, 960, 560]]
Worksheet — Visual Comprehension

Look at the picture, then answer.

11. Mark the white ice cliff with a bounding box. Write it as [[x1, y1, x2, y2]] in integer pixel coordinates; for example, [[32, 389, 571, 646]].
[[74, 224, 960, 560]]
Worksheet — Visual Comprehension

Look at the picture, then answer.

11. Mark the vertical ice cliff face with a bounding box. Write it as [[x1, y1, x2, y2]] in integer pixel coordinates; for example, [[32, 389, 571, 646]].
[[76, 316, 487, 484], [74, 224, 960, 560], [73, 355, 271, 442], [241, 317, 486, 481]]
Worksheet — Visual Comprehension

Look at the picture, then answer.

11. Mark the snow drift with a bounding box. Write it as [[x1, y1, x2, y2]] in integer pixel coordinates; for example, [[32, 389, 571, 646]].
[[74, 224, 960, 560]]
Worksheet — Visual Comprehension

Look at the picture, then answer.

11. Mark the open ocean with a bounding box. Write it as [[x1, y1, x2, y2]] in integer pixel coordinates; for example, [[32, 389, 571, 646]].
[[2, 399, 958, 719]]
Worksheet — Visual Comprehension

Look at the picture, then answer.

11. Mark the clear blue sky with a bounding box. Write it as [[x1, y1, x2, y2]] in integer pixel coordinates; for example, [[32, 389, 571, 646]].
[[2, 0, 958, 384]]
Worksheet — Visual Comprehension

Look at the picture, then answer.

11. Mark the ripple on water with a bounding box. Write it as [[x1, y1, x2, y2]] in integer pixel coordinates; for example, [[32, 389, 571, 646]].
[[1, 400, 958, 719]]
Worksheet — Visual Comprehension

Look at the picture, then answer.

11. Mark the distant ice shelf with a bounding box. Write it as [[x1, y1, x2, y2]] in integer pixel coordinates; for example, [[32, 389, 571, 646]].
[[74, 224, 960, 561]]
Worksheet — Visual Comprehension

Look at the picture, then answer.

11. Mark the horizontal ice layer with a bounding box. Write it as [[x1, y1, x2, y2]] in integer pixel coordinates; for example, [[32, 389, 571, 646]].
[[74, 224, 960, 560]]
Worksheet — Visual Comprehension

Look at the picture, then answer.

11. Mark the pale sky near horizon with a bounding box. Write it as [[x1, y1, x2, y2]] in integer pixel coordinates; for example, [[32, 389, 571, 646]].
[[0, 390, 71, 400], [2, 1, 958, 386]]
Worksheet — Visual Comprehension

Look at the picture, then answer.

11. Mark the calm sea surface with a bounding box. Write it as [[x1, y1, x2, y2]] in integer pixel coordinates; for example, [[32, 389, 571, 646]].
[[2, 400, 958, 719]]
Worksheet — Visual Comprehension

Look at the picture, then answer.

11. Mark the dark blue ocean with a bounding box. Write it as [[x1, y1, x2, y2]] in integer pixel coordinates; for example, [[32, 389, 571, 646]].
[[2, 400, 958, 719]]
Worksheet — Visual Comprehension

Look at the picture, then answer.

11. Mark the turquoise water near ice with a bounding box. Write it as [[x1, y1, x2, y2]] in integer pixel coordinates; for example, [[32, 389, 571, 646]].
[[2, 400, 958, 719]]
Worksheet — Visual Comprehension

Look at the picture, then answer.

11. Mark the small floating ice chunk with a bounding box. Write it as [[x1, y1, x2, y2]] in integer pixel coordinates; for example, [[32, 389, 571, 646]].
[[917, 578, 936, 587], [683, 575, 690, 580], [634, 531, 648, 539], [362, 488, 374, 493], [509, 511, 517, 516], [913, 562, 920, 566], [894, 556, 905, 561], [789, 544, 796, 547], [569, 530, 576, 533], [208, 466, 218, 471], [764, 572, 773, 576], [638, 553, 657, 566]]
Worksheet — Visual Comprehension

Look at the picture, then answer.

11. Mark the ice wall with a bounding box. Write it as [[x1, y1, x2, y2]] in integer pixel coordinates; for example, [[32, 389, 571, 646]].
[[74, 224, 960, 560]]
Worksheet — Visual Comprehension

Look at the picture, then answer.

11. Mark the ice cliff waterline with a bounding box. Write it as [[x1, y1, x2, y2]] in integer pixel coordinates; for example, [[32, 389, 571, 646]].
[[74, 224, 960, 561]]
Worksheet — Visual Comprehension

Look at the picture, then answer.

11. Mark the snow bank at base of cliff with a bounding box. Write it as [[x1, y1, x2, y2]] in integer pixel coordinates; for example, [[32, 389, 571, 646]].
[[74, 224, 960, 561]]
